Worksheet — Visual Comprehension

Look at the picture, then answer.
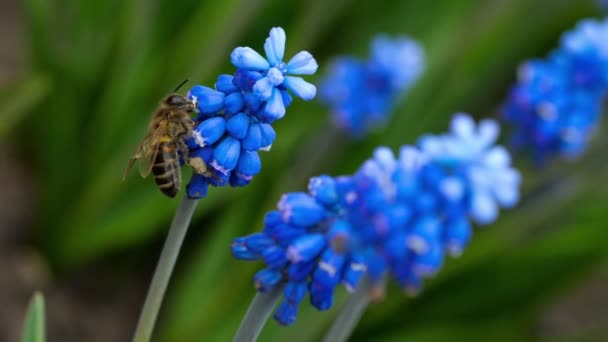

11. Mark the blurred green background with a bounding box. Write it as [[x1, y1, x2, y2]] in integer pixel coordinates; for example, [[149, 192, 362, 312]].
[[1, 0, 607, 341]]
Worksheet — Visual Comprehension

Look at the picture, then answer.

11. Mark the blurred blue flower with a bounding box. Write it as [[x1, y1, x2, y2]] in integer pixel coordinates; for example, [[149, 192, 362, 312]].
[[503, 18, 608, 162], [320, 35, 425, 138], [232, 113, 520, 325], [183, 27, 318, 198]]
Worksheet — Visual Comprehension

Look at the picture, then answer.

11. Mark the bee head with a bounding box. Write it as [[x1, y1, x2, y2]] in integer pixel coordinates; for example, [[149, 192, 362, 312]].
[[165, 94, 196, 112]]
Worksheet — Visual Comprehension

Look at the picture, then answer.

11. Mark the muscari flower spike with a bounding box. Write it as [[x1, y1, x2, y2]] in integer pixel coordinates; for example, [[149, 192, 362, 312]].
[[320, 34, 425, 138], [183, 27, 318, 199], [503, 17, 608, 162], [232, 113, 520, 325]]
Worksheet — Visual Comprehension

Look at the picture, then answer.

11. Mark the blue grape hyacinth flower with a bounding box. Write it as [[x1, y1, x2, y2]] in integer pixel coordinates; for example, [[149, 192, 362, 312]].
[[183, 27, 317, 199], [232, 113, 520, 325], [320, 35, 425, 138], [231, 27, 318, 119], [503, 18, 608, 162]]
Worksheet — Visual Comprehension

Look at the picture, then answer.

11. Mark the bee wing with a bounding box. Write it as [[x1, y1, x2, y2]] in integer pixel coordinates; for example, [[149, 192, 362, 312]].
[[139, 124, 169, 178], [123, 124, 167, 179]]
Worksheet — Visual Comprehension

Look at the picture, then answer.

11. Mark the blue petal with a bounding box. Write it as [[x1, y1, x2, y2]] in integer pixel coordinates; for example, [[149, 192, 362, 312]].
[[439, 176, 465, 202], [263, 246, 288, 270], [216, 74, 237, 93], [253, 77, 274, 100], [223, 92, 244, 114], [264, 27, 286, 66], [478, 119, 499, 146], [229, 172, 252, 187], [188, 147, 214, 164], [230, 47, 270, 71], [274, 300, 298, 326], [343, 255, 367, 293], [394, 169, 420, 200], [186, 174, 209, 199], [267, 67, 285, 85], [414, 191, 438, 213], [269, 224, 306, 246], [283, 76, 317, 100], [244, 92, 262, 112], [242, 122, 263, 151], [279, 192, 326, 227], [207, 170, 229, 186], [444, 218, 472, 256], [413, 243, 444, 276], [189, 85, 225, 114], [327, 220, 351, 252], [211, 137, 241, 174], [262, 88, 286, 121], [235, 150, 261, 176], [284, 281, 307, 304], [470, 190, 498, 225], [313, 249, 346, 288], [287, 260, 316, 281], [392, 263, 422, 295], [309, 284, 333, 311], [406, 216, 441, 254], [281, 89, 293, 108], [286, 51, 318, 75], [233, 68, 263, 90], [243, 232, 275, 254], [193, 117, 226, 147], [493, 170, 520, 207], [184, 136, 199, 150], [366, 252, 388, 282], [308, 175, 338, 206], [483, 146, 510, 168], [226, 112, 250, 139], [384, 231, 408, 260], [231, 238, 259, 260], [260, 123, 276, 151], [286, 233, 326, 263], [254, 268, 283, 293], [264, 210, 282, 229]]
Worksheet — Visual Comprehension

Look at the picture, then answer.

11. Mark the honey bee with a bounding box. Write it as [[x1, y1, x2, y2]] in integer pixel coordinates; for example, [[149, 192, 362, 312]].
[[124, 80, 211, 198]]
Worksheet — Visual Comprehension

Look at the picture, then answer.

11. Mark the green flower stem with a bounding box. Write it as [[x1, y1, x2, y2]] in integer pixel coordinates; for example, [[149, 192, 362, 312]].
[[233, 287, 283, 342], [132, 195, 199, 342], [322, 280, 371, 342]]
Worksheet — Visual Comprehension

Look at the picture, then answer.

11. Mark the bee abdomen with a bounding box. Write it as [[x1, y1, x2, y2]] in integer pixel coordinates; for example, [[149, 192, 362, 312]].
[[152, 141, 181, 198]]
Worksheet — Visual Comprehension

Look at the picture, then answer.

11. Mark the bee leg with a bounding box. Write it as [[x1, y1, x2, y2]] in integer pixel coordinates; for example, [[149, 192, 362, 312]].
[[179, 139, 207, 175], [188, 157, 209, 175], [179, 139, 223, 183], [186, 154, 223, 183], [177, 139, 190, 159]]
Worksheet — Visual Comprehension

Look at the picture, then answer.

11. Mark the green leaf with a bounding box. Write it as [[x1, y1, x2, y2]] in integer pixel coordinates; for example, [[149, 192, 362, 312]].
[[21, 292, 46, 342], [0, 75, 51, 139]]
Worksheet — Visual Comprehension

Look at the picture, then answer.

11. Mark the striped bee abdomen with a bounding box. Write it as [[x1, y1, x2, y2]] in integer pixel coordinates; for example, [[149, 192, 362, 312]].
[[152, 140, 181, 198]]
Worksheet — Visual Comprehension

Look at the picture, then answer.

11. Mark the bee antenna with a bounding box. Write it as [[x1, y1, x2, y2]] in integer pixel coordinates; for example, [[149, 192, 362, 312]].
[[173, 78, 189, 93]]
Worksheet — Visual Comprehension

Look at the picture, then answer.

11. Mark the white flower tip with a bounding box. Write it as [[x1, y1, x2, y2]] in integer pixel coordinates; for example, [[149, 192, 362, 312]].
[[287, 51, 318, 75], [284, 76, 316, 100], [253, 78, 273, 100], [449, 113, 478, 141], [230, 46, 270, 70], [301, 85, 316, 101], [265, 27, 287, 65], [270, 26, 286, 36]]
